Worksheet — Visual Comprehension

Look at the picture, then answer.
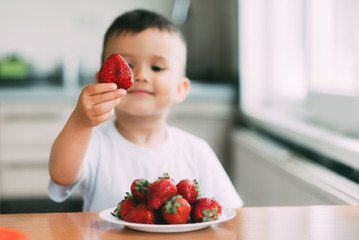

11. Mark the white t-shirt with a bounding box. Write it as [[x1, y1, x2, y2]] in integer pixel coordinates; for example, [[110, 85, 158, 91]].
[[48, 122, 243, 212]]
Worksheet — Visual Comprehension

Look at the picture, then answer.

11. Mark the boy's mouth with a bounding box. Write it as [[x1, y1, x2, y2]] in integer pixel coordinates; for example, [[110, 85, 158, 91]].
[[127, 89, 154, 95]]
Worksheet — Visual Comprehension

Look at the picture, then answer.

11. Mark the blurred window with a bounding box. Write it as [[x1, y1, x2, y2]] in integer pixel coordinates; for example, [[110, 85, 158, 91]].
[[239, 0, 359, 168]]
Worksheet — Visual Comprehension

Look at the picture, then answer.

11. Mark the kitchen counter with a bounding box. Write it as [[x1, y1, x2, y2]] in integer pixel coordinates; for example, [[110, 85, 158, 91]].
[[0, 86, 81, 102], [0, 81, 235, 102], [1, 205, 359, 240]]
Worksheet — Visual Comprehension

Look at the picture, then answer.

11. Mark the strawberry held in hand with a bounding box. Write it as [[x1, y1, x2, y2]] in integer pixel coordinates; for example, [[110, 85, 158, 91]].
[[162, 195, 191, 224], [98, 53, 133, 89], [191, 198, 222, 223], [131, 178, 150, 202], [147, 173, 177, 211], [176, 179, 201, 204]]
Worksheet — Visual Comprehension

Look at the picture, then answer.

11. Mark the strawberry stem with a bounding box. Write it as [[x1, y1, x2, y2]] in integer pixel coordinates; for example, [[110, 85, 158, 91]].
[[202, 207, 221, 222], [193, 179, 201, 198], [134, 179, 149, 194], [164, 195, 183, 214]]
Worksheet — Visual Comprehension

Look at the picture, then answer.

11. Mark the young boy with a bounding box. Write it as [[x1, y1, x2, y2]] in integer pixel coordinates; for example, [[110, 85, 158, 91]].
[[48, 9, 243, 212]]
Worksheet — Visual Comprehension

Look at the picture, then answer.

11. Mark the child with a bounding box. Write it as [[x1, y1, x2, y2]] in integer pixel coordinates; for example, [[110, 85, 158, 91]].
[[48, 9, 243, 212]]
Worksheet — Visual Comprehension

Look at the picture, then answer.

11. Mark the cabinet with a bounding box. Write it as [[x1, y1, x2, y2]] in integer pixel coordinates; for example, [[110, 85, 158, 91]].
[[231, 128, 359, 206], [0, 102, 74, 201]]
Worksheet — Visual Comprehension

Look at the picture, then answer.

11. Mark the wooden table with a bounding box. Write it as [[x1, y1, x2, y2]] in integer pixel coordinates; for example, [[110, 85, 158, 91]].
[[1, 205, 359, 240]]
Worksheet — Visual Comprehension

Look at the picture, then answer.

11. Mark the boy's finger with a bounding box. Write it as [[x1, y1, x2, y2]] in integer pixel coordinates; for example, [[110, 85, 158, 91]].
[[94, 72, 99, 84], [91, 88, 126, 104], [91, 98, 121, 116], [93, 108, 115, 124], [85, 83, 118, 95]]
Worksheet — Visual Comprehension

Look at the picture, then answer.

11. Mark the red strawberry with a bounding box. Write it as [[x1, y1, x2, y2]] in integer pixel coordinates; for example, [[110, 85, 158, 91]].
[[162, 195, 191, 224], [147, 173, 177, 210], [112, 192, 138, 220], [191, 198, 222, 223], [98, 53, 133, 89], [131, 178, 150, 202], [176, 179, 201, 204], [124, 203, 156, 224]]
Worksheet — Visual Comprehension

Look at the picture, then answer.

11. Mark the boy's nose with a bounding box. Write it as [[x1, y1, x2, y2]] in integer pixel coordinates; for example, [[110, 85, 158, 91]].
[[134, 66, 149, 83]]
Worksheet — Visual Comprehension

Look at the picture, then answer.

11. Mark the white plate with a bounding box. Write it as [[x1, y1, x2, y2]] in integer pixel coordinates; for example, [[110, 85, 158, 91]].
[[99, 207, 236, 233]]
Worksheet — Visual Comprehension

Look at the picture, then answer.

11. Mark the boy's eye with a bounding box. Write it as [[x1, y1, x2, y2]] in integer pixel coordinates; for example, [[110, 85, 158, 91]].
[[128, 64, 134, 69], [151, 66, 164, 72]]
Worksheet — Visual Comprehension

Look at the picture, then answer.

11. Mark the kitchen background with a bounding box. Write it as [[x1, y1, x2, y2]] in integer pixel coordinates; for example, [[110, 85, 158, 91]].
[[2, 0, 359, 214], [0, 0, 239, 213]]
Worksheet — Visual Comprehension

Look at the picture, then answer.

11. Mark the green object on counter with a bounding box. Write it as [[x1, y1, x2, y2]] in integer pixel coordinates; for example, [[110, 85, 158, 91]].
[[0, 57, 29, 80]]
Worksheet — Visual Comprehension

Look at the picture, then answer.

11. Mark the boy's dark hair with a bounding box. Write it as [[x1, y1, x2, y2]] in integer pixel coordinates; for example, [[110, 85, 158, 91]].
[[102, 9, 185, 63]]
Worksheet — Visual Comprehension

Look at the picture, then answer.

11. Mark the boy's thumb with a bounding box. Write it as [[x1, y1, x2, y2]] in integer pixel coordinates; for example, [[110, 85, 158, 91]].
[[94, 71, 100, 83]]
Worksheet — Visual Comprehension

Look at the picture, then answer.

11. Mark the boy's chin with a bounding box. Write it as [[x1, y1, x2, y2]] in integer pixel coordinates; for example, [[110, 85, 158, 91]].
[[114, 107, 170, 118]]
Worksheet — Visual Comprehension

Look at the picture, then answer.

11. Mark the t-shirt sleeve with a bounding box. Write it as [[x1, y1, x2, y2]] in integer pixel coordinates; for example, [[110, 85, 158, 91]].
[[48, 176, 85, 202], [197, 142, 244, 209]]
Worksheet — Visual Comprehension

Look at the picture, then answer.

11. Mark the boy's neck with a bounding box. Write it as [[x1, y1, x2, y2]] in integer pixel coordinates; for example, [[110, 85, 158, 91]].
[[114, 113, 167, 148]]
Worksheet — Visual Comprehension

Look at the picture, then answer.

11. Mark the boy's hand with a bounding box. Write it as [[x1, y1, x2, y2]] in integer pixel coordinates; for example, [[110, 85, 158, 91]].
[[72, 81, 126, 128]]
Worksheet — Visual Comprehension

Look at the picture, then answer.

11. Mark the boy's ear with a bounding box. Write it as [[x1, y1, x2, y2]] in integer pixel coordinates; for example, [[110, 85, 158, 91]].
[[174, 77, 190, 103]]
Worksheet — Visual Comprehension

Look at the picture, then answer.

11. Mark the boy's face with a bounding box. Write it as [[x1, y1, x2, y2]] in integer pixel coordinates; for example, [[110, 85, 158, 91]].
[[103, 28, 189, 118]]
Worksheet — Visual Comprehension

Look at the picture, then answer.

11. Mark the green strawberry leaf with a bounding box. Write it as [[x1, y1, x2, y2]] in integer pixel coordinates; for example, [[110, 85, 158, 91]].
[[164, 195, 183, 214], [134, 179, 150, 194], [193, 179, 201, 198], [202, 207, 221, 222], [125, 192, 132, 199]]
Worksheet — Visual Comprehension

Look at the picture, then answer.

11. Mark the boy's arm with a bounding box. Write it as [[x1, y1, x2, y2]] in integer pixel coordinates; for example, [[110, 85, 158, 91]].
[[49, 83, 126, 186]]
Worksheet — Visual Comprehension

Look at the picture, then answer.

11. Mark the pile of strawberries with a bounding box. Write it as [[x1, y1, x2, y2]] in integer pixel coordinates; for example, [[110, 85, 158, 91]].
[[111, 173, 222, 225]]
